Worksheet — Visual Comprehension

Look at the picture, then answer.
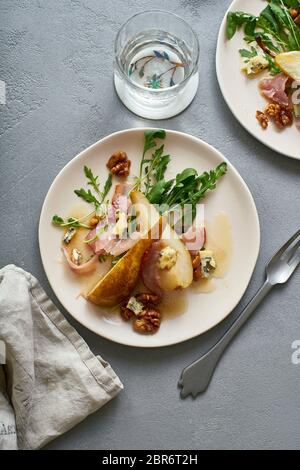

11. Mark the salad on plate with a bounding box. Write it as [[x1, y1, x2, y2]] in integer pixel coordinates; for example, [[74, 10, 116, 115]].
[[52, 130, 228, 335], [226, 0, 300, 131]]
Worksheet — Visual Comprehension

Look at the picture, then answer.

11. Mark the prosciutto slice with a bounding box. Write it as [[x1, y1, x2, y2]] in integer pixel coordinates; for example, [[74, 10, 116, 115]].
[[296, 118, 300, 131], [87, 224, 139, 257], [181, 225, 206, 254], [62, 248, 98, 274], [109, 232, 141, 257], [86, 225, 116, 254], [259, 73, 289, 107], [86, 182, 134, 256], [112, 182, 132, 213], [141, 241, 163, 296]]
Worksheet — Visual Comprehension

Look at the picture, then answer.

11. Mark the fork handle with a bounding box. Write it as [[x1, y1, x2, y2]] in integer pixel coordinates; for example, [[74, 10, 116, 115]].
[[180, 280, 273, 394]]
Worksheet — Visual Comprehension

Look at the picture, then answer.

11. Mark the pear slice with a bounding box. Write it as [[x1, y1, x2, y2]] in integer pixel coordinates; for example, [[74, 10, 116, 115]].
[[87, 191, 161, 307], [275, 51, 300, 82], [87, 237, 153, 307], [130, 190, 161, 237], [157, 221, 193, 291], [131, 192, 193, 290]]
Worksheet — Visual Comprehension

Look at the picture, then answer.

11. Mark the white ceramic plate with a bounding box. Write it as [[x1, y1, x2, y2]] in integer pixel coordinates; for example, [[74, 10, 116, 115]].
[[39, 128, 260, 348], [216, 0, 299, 160]]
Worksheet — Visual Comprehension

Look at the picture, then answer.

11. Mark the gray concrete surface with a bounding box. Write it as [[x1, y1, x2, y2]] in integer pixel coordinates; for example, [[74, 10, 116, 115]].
[[1, 0, 300, 450]]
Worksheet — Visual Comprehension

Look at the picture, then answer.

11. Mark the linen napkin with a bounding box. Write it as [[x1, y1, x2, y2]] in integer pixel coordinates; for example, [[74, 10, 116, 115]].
[[0, 265, 123, 450]]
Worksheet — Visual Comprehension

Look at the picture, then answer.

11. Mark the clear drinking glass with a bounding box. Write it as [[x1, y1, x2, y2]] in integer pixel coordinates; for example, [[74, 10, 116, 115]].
[[114, 10, 199, 119]]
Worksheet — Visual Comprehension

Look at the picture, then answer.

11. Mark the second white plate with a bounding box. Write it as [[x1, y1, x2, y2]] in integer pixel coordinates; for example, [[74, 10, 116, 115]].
[[216, 0, 300, 160]]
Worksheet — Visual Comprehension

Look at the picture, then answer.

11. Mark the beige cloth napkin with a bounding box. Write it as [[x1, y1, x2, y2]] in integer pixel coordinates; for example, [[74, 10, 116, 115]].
[[0, 265, 123, 450]]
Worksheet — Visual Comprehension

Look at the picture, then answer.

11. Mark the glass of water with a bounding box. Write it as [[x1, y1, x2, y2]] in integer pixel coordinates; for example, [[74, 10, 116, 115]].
[[114, 10, 199, 120]]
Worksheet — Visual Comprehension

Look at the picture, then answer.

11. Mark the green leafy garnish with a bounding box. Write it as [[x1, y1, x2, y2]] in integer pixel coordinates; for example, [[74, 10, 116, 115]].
[[74, 168, 112, 210], [264, 53, 282, 74], [52, 215, 64, 225], [136, 131, 227, 224], [135, 129, 166, 190], [143, 129, 166, 157], [52, 213, 92, 229], [52, 166, 112, 229], [84, 165, 102, 198], [226, 0, 300, 53], [226, 12, 257, 40], [226, 0, 300, 74], [239, 46, 258, 59], [162, 163, 228, 212], [74, 188, 100, 208], [103, 173, 113, 200]]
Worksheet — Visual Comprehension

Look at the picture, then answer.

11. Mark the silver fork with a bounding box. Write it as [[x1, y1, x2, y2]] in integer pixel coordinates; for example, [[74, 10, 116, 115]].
[[178, 229, 300, 399]]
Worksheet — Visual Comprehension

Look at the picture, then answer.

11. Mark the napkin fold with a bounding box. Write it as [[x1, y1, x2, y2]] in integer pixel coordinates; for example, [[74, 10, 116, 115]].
[[0, 265, 123, 450]]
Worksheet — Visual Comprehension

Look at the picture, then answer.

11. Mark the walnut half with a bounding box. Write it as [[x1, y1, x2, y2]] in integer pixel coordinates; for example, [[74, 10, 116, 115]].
[[264, 103, 293, 129], [192, 252, 202, 280], [133, 308, 161, 334], [256, 103, 293, 130], [120, 306, 134, 321], [107, 151, 131, 177], [256, 110, 269, 129], [135, 293, 160, 306], [120, 293, 161, 334]]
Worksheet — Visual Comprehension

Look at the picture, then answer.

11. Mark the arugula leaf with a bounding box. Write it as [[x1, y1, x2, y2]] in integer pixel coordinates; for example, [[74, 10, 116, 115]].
[[245, 17, 258, 36], [264, 53, 282, 74], [261, 4, 281, 33], [153, 154, 170, 182], [279, 0, 300, 7], [239, 46, 258, 58], [189, 162, 228, 204], [84, 166, 112, 202], [74, 188, 100, 209], [84, 166, 101, 197], [147, 179, 170, 204], [165, 174, 199, 207], [135, 131, 170, 194], [75, 169, 113, 210], [278, 0, 300, 50], [143, 129, 166, 157], [270, 2, 290, 27], [146, 145, 165, 190], [102, 174, 113, 201], [226, 12, 238, 39], [226, 12, 257, 39], [133, 129, 166, 190], [175, 168, 198, 184]]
